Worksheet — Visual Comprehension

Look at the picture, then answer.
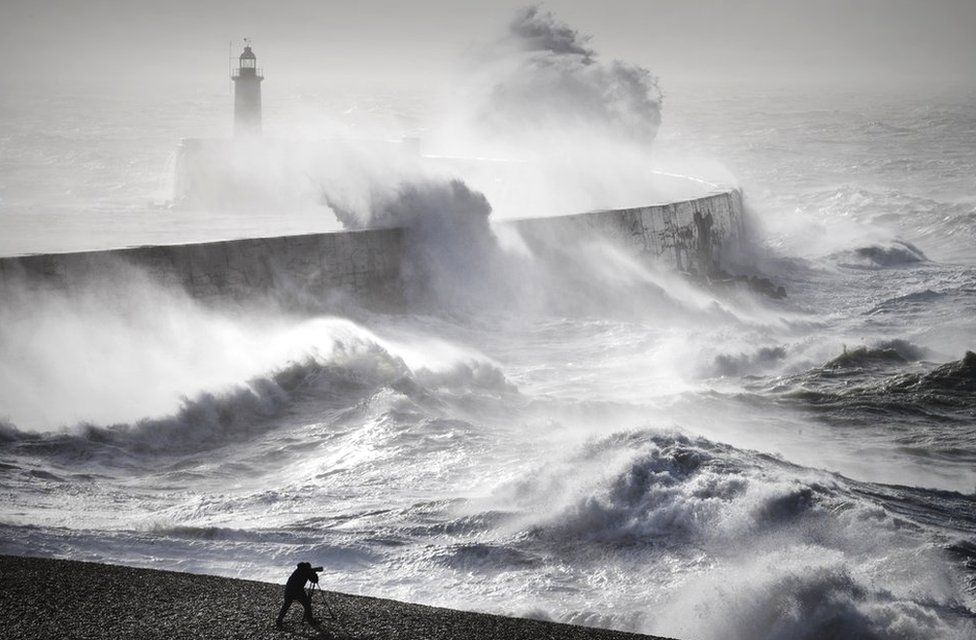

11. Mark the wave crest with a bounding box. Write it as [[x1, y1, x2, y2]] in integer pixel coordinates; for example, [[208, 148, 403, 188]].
[[1, 327, 516, 456]]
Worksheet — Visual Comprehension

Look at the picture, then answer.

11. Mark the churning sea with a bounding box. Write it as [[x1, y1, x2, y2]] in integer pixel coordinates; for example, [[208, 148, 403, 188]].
[[1, 81, 974, 639]]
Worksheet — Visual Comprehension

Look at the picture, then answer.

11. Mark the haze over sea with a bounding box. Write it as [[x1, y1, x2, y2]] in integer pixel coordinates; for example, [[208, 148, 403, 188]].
[[2, 8, 976, 640]]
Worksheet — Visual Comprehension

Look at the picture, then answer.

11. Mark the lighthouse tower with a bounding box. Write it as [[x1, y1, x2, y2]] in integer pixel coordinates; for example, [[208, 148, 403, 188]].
[[232, 41, 263, 136]]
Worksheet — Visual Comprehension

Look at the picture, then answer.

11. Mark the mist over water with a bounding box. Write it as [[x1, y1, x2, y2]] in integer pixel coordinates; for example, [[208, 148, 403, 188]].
[[2, 7, 976, 640]]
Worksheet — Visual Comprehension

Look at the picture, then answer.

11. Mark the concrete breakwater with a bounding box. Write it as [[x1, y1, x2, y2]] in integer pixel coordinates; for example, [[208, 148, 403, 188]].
[[512, 189, 742, 276], [0, 190, 742, 303]]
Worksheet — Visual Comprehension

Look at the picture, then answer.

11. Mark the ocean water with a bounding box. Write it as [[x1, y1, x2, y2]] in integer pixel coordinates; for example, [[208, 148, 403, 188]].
[[1, 83, 975, 640]]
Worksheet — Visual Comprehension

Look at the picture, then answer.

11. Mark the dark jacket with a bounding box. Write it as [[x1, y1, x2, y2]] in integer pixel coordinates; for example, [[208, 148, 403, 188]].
[[284, 562, 319, 597]]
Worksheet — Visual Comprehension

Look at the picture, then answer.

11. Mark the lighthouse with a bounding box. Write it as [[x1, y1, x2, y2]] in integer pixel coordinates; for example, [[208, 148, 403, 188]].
[[232, 41, 263, 136]]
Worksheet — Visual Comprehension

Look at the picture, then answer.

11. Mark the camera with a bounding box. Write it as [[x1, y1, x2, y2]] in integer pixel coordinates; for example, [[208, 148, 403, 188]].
[[310, 566, 323, 572]]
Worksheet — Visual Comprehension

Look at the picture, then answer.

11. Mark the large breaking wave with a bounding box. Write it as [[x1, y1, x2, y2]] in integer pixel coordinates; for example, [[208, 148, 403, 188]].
[[472, 429, 976, 639]]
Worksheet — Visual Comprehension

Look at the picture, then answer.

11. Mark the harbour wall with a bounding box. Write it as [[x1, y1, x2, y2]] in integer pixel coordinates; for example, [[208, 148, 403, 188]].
[[0, 189, 743, 304], [510, 189, 742, 275]]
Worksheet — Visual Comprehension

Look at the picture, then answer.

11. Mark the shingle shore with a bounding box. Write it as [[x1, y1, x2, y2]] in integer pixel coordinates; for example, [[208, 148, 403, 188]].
[[0, 555, 675, 640]]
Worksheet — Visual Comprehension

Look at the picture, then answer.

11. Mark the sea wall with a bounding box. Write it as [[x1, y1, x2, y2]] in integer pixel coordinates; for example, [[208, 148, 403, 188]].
[[0, 228, 405, 303], [0, 190, 742, 303], [511, 190, 742, 276]]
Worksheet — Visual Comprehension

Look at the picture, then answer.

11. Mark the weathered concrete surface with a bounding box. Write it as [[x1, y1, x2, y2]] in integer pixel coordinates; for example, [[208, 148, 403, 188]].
[[512, 191, 743, 277], [0, 190, 742, 304], [0, 227, 405, 303]]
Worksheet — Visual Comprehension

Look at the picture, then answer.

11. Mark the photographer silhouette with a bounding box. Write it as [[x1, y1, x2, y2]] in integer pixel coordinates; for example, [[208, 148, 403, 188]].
[[275, 562, 323, 629]]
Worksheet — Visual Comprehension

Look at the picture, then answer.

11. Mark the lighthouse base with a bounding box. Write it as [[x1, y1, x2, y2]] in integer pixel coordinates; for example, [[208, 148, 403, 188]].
[[174, 137, 416, 212]]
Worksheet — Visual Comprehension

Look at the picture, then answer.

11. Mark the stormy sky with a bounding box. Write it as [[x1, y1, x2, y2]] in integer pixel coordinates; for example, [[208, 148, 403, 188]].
[[1, 0, 974, 92]]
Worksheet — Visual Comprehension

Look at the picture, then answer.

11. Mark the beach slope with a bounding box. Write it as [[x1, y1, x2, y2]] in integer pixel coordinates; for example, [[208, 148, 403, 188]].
[[0, 555, 676, 640]]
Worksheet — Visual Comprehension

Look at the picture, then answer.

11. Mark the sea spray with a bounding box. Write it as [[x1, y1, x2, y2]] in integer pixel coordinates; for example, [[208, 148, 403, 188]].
[[428, 6, 670, 216], [459, 5, 662, 151], [0, 261, 511, 433], [325, 175, 517, 309]]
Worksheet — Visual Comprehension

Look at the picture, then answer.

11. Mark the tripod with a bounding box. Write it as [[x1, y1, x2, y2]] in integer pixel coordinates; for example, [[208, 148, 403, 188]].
[[308, 582, 339, 622]]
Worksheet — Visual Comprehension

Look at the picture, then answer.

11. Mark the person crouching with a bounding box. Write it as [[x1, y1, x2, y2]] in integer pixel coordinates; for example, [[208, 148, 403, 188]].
[[275, 562, 322, 628]]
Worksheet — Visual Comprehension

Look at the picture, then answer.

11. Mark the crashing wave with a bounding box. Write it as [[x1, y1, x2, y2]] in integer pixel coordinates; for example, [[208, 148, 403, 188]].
[[824, 339, 928, 370], [834, 240, 928, 268], [712, 345, 788, 377], [0, 340, 516, 456], [804, 349, 976, 409], [887, 350, 976, 394], [483, 428, 975, 639]]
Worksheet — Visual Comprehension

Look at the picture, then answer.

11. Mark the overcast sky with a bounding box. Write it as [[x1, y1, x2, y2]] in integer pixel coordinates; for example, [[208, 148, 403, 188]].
[[2, 0, 974, 92]]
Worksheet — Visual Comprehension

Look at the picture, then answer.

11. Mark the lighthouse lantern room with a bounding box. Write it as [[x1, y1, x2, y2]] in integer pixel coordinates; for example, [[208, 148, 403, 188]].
[[231, 40, 263, 136]]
